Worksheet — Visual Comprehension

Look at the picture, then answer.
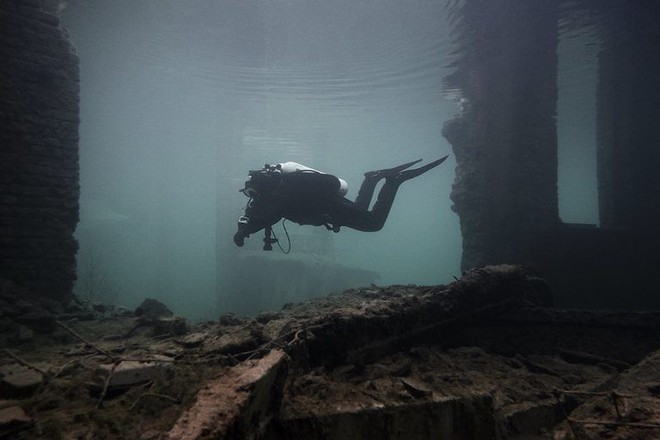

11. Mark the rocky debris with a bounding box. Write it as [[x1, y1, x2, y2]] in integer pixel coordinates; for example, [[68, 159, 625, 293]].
[[0, 364, 44, 399], [0, 405, 32, 434], [135, 298, 173, 322], [2, 265, 660, 439], [551, 348, 660, 439], [139, 429, 164, 440], [60, 298, 134, 322], [0, 278, 61, 337], [201, 322, 266, 358], [279, 345, 615, 439], [149, 316, 188, 336], [218, 313, 247, 326], [400, 377, 433, 399], [294, 264, 553, 367], [165, 349, 288, 440], [129, 298, 188, 337], [95, 356, 175, 389], [0, 275, 142, 349], [177, 332, 206, 348]]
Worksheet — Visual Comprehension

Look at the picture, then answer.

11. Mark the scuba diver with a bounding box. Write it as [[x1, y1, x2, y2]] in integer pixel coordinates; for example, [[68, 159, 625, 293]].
[[233, 156, 448, 249]]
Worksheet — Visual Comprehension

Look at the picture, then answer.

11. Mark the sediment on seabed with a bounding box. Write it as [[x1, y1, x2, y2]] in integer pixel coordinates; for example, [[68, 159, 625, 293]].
[[2, 265, 660, 439]]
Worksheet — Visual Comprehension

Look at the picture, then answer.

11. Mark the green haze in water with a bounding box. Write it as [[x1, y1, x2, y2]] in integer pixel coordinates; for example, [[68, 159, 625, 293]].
[[62, 0, 600, 319]]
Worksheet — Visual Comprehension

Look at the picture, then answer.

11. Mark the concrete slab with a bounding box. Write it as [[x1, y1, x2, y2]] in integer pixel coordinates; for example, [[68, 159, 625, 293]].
[[165, 349, 288, 440]]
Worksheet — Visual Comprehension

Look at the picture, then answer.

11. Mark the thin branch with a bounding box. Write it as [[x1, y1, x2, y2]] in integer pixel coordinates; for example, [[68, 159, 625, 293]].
[[97, 360, 120, 408], [2, 348, 49, 376], [555, 389, 634, 399], [56, 320, 115, 359], [569, 418, 660, 429], [129, 381, 155, 411]]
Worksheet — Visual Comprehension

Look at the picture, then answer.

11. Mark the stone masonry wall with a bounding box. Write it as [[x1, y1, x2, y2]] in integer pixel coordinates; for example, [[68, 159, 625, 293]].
[[597, 2, 660, 232], [0, 0, 80, 301], [443, 0, 560, 270]]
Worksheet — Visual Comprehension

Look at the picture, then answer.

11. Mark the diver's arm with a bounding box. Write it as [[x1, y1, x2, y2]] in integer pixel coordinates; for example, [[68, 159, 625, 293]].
[[233, 209, 282, 247]]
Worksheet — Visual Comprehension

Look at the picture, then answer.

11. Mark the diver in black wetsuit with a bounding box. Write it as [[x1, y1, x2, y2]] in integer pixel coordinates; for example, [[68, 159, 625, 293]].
[[233, 156, 448, 248]]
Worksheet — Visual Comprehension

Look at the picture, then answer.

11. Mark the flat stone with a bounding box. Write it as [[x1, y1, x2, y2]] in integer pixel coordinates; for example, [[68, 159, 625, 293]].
[[281, 394, 494, 439], [0, 405, 31, 429], [165, 349, 288, 440], [139, 429, 163, 440], [177, 332, 206, 348], [96, 356, 174, 388], [0, 364, 44, 398], [151, 316, 188, 336], [400, 377, 433, 399]]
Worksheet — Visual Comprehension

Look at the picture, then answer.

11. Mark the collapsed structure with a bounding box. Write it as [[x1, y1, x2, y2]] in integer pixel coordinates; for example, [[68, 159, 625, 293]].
[[443, 0, 660, 308], [2, 266, 660, 439]]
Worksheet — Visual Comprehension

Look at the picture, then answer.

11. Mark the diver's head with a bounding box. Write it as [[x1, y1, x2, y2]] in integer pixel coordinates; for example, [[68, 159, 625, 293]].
[[239, 166, 282, 199]]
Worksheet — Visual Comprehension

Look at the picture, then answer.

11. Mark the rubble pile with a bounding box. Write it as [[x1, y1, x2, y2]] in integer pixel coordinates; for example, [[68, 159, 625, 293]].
[[1, 266, 660, 439]]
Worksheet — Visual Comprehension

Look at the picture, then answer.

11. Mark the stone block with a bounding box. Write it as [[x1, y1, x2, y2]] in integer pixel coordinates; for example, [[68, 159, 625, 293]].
[[0, 364, 44, 398], [96, 356, 174, 389], [165, 349, 288, 440], [0, 405, 32, 431]]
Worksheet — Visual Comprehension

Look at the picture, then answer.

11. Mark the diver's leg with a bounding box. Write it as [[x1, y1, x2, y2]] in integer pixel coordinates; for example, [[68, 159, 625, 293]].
[[334, 181, 401, 232], [354, 158, 422, 209], [354, 176, 380, 210], [336, 156, 449, 232], [363, 179, 400, 231]]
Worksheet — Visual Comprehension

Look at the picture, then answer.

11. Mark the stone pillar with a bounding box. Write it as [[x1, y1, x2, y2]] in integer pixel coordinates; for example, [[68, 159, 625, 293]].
[[0, 0, 80, 301], [443, 0, 560, 269], [597, 2, 660, 232]]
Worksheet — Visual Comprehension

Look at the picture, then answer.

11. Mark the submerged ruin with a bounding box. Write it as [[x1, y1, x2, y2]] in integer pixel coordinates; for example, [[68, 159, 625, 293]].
[[2, 265, 660, 439], [2, 0, 660, 438]]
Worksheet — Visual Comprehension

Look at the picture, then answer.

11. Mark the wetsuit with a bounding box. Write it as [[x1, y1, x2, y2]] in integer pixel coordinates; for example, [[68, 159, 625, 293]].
[[233, 157, 448, 247]]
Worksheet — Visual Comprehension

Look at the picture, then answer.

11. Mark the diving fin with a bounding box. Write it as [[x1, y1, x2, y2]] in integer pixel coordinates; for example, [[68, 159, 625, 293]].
[[390, 155, 449, 183], [364, 158, 423, 180]]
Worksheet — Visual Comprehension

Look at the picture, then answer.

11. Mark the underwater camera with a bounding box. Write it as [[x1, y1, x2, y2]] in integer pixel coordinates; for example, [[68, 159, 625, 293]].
[[263, 225, 278, 251]]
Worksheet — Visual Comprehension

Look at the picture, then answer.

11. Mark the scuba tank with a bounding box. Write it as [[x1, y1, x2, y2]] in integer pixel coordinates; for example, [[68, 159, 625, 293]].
[[240, 162, 348, 197], [277, 162, 348, 196]]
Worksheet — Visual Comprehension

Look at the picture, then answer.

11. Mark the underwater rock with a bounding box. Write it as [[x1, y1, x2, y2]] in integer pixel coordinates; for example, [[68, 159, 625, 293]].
[[128, 299, 187, 337], [202, 325, 264, 357], [165, 349, 288, 440], [139, 430, 163, 440], [135, 298, 173, 322], [177, 332, 206, 348], [0, 364, 44, 398], [255, 310, 283, 324], [150, 316, 188, 336], [218, 312, 246, 326], [303, 265, 552, 368], [0, 405, 32, 433], [400, 377, 433, 399], [95, 356, 174, 389]]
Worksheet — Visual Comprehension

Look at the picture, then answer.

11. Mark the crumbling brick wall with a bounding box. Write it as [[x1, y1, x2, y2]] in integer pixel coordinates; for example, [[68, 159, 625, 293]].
[[0, 0, 80, 301], [442, 0, 560, 270]]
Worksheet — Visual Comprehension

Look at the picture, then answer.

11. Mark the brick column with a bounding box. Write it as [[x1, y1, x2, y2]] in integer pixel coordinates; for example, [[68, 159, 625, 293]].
[[443, 0, 560, 269], [0, 0, 80, 301]]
